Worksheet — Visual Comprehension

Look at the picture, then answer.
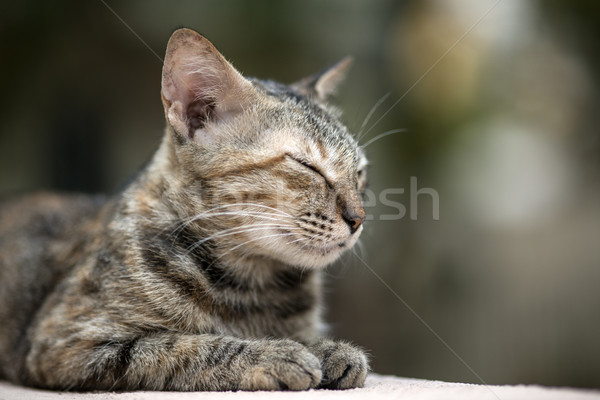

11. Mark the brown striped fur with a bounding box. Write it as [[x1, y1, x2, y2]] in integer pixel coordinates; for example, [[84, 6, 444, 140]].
[[0, 28, 369, 391]]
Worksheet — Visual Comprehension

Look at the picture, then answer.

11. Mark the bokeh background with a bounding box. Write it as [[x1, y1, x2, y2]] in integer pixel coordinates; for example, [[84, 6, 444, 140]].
[[1, 0, 599, 389]]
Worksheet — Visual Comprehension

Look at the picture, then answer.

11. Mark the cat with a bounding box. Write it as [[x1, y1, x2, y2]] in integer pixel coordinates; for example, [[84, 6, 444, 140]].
[[0, 28, 369, 391]]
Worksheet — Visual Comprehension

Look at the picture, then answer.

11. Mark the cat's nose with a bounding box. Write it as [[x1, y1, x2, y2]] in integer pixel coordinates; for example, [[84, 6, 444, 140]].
[[342, 207, 365, 234]]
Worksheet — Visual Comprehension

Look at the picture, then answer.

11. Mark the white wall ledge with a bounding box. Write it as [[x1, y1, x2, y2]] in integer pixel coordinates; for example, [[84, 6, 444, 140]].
[[1, 374, 598, 400]]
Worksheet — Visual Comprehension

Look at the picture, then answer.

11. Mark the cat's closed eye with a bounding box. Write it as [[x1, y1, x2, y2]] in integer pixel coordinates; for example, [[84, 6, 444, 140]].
[[286, 153, 332, 188]]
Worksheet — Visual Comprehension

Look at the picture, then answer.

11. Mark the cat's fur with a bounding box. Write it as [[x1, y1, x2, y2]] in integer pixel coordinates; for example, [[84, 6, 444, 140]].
[[0, 28, 369, 391]]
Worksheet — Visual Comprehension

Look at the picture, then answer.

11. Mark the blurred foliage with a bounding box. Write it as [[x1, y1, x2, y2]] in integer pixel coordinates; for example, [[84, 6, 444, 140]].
[[1, 0, 599, 389]]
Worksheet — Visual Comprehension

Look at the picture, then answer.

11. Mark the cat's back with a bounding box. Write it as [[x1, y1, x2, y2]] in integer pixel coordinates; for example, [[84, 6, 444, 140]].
[[0, 192, 105, 263], [0, 191, 107, 300], [0, 192, 106, 375]]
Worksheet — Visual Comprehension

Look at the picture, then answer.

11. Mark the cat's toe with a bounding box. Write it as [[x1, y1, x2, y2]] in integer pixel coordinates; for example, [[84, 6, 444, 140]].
[[317, 341, 369, 390], [240, 340, 322, 391]]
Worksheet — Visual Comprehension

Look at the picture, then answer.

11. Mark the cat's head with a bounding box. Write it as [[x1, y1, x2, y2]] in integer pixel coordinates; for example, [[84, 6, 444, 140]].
[[159, 28, 367, 268]]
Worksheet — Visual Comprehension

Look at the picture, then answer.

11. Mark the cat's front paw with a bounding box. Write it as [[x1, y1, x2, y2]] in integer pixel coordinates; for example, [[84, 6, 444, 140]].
[[240, 339, 322, 391], [310, 340, 369, 390]]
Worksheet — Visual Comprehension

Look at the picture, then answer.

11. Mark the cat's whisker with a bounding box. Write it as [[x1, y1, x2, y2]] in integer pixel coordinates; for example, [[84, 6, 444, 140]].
[[356, 92, 391, 141], [211, 232, 298, 266], [286, 237, 305, 245], [168, 209, 295, 239], [201, 203, 295, 219], [184, 223, 302, 255], [184, 211, 287, 225], [289, 230, 323, 252], [170, 202, 295, 232], [183, 207, 292, 227], [359, 129, 407, 149], [285, 237, 311, 250], [184, 223, 299, 251], [168, 202, 296, 234], [204, 223, 303, 242], [355, 238, 368, 259]]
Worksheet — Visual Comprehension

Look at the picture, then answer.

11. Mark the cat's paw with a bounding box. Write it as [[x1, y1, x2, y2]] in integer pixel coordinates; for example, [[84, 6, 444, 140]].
[[240, 339, 322, 391], [310, 340, 369, 390]]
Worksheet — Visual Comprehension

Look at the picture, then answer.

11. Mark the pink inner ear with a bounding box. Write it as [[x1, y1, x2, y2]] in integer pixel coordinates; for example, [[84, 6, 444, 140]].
[[164, 61, 222, 106], [162, 55, 226, 137]]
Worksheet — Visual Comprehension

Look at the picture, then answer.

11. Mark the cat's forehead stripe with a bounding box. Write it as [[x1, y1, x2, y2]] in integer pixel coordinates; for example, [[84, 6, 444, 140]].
[[204, 154, 287, 178]]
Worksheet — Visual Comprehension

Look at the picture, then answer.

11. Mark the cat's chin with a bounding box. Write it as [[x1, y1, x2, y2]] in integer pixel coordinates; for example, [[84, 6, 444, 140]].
[[279, 248, 344, 269], [276, 234, 361, 269]]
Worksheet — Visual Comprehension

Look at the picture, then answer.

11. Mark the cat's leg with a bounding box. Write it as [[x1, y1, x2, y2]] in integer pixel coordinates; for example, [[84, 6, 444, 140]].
[[24, 332, 322, 391], [307, 337, 369, 389]]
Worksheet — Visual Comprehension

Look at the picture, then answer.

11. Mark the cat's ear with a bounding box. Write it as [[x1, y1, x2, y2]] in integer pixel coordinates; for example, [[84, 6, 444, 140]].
[[161, 28, 254, 143], [291, 56, 353, 101]]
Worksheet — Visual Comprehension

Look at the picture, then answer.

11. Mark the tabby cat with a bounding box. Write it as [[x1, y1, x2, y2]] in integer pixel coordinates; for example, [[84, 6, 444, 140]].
[[0, 28, 369, 391]]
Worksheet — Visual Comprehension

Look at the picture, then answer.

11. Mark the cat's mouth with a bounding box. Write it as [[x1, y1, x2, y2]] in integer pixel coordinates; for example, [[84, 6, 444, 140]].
[[276, 226, 354, 254], [255, 225, 362, 268]]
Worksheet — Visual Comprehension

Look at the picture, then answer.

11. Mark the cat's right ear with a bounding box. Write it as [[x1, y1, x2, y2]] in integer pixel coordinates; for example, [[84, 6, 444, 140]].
[[291, 56, 353, 101], [161, 28, 254, 145]]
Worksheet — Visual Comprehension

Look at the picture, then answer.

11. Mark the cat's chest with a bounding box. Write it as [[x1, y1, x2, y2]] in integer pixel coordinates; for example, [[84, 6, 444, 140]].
[[201, 280, 322, 341], [215, 302, 320, 341]]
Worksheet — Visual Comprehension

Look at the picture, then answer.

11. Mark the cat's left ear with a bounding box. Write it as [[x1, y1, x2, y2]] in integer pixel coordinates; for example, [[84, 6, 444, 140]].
[[161, 28, 255, 144], [291, 56, 353, 101]]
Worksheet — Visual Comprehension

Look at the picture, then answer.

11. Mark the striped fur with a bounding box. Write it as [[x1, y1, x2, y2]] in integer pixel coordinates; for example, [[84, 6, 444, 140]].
[[0, 28, 368, 391]]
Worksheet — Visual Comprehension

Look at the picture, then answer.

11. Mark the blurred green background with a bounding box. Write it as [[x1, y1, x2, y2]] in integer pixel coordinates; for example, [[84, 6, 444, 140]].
[[1, 0, 599, 389]]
